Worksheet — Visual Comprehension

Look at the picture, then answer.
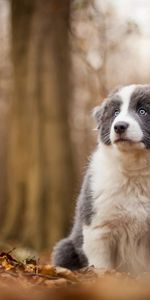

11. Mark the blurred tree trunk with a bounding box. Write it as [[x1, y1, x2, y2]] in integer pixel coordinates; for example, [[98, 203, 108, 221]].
[[1, 0, 76, 250]]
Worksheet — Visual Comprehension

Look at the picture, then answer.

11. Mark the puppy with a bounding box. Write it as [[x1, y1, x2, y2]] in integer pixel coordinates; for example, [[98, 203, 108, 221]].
[[52, 84, 150, 274]]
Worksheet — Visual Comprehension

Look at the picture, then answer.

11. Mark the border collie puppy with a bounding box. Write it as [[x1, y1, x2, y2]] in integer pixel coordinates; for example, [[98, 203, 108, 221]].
[[52, 84, 150, 274]]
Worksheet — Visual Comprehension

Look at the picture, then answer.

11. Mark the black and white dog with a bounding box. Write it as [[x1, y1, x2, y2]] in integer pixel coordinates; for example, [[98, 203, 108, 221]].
[[52, 84, 150, 274]]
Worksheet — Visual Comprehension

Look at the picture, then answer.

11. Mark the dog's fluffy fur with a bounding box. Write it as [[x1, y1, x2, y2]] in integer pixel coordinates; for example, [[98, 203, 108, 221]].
[[52, 84, 150, 274]]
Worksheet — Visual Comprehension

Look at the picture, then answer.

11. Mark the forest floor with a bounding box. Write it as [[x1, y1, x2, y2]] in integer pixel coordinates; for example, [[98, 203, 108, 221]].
[[0, 251, 150, 300]]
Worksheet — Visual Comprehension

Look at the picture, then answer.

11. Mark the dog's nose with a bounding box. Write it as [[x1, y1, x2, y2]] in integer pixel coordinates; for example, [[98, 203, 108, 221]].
[[114, 122, 129, 134]]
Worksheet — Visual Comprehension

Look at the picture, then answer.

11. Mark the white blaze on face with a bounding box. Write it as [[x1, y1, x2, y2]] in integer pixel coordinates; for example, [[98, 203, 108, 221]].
[[110, 85, 144, 145]]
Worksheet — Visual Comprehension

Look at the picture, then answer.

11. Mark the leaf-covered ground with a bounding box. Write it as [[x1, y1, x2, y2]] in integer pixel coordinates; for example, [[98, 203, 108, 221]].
[[0, 251, 150, 300]]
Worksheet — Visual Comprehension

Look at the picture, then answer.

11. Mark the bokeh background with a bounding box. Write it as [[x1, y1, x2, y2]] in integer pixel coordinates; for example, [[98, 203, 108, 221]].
[[0, 0, 150, 256]]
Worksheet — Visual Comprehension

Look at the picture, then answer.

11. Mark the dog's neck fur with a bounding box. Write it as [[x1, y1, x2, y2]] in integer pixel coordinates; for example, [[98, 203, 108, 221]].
[[90, 142, 150, 201], [98, 142, 150, 177]]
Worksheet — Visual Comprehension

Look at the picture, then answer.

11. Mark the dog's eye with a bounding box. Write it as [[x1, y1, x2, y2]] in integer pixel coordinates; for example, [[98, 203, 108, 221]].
[[138, 108, 147, 116], [114, 109, 120, 117]]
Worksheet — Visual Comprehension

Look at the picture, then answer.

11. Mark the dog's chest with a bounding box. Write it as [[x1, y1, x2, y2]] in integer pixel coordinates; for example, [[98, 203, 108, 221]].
[[90, 149, 150, 235]]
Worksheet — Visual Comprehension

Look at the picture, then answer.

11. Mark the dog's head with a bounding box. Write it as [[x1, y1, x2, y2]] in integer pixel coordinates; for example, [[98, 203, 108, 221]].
[[94, 84, 150, 151]]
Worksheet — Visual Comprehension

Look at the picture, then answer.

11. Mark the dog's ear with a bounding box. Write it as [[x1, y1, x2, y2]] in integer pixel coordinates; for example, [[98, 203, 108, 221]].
[[92, 102, 105, 130]]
